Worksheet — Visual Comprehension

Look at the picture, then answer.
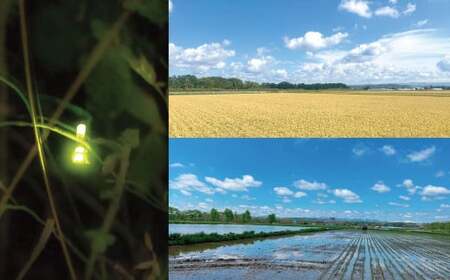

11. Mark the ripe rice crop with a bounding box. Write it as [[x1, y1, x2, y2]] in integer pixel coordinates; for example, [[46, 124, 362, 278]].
[[169, 91, 450, 137]]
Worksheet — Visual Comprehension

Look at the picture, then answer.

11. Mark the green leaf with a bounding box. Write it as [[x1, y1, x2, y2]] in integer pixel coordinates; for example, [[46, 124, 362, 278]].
[[85, 230, 116, 254]]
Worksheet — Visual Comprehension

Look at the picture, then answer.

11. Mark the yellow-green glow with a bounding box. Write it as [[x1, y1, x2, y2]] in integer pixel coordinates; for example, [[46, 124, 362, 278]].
[[76, 123, 86, 138], [72, 123, 89, 165]]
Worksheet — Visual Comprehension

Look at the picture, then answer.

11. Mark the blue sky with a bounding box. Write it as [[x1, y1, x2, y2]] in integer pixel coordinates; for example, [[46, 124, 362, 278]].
[[169, 0, 450, 84], [169, 139, 450, 223]]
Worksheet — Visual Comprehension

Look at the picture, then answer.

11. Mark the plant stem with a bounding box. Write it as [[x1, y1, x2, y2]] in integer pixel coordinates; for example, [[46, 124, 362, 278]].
[[18, 1, 76, 279], [85, 147, 131, 280]]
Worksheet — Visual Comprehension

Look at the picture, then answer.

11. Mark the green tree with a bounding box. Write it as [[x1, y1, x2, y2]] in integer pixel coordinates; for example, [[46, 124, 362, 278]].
[[268, 213, 277, 224], [224, 208, 234, 223], [243, 210, 252, 223], [210, 208, 220, 221]]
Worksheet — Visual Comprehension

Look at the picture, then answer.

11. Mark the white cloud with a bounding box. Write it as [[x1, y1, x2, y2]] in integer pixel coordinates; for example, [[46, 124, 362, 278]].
[[284, 31, 348, 51], [170, 174, 214, 196], [294, 29, 450, 84], [169, 41, 235, 73], [247, 56, 272, 73], [435, 170, 446, 178], [389, 0, 398, 4], [333, 188, 362, 203], [403, 179, 414, 189], [169, 0, 173, 13], [400, 179, 421, 195], [399, 195, 411, 201], [198, 202, 209, 210], [314, 199, 336, 204], [294, 191, 307, 198], [372, 181, 391, 193], [441, 204, 450, 208], [403, 3, 416, 15], [415, 19, 429, 27], [274, 186, 294, 196], [375, 6, 400, 18], [352, 146, 369, 156], [341, 42, 387, 63], [339, 0, 372, 18], [407, 146, 436, 162], [380, 145, 396, 156], [205, 175, 262, 192], [389, 202, 410, 208], [420, 185, 450, 197], [170, 162, 184, 168], [274, 187, 307, 200], [437, 55, 450, 72], [294, 179, 328, 191]]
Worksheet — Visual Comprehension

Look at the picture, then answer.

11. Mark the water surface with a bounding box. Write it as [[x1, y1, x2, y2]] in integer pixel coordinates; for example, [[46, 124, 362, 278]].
[[169, 223, 312, 235]]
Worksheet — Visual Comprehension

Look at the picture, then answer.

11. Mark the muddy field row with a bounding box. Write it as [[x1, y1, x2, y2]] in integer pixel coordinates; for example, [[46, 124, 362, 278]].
[[169, 230, 450, 280]]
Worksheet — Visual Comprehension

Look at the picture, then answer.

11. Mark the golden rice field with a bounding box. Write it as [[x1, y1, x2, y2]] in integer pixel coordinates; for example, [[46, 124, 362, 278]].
[[169, 91, 450, 137]]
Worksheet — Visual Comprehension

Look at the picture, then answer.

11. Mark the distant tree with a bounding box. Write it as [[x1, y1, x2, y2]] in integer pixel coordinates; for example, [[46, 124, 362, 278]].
[[224, 208, 234, 223], [210, 208, 220, 221], [268, 213, 277, 224], [243, 210, 252, 223]]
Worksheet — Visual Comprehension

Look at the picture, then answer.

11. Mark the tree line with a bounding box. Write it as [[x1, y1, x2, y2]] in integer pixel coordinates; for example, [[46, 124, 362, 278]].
[[169, 207, 277, 224], [424, 222, 450, 233], [169, 75, 349, 90]]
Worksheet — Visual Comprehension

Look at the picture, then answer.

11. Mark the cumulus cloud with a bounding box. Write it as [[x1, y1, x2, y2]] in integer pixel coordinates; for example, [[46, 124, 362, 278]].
[[294, 29, 450, 84], [170, 174, 214, 196], [372, 181, 391, 193], [205, 175, 262, 192], [284, 31, 348, 51], [389, 0, 398, 4], [389, 202, 410, 208], [333, 188, 362, 203], [403, 3, 416, 15], [375, 6, 399, 18], [339, 0, 372, 18], [380, 145, 396, 156], [400, 179, 421, 195], [294, 191, 307, 198], [247, 56, 272, 73], [420, 185, 450, 197], [273, 186, 306, 201], [169, 41, 235, 73], [407, 146, 436, 162], [274, 186, 294, 196], [341, 42, 387, 63], [294, 179, 328, 191], [437, 56, 450, 72]]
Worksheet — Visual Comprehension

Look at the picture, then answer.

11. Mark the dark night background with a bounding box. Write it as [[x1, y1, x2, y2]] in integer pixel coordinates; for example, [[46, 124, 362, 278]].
[[0, 0, 168, 279]]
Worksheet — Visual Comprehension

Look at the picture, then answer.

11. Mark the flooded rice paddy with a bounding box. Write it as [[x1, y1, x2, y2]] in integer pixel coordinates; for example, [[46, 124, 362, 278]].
[[169, 223, 312, 234], [169, 230, 450, 279]]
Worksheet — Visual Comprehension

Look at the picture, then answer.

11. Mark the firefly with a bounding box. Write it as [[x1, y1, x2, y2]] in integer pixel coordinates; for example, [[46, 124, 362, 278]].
[[72, 123, 89, 164]]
